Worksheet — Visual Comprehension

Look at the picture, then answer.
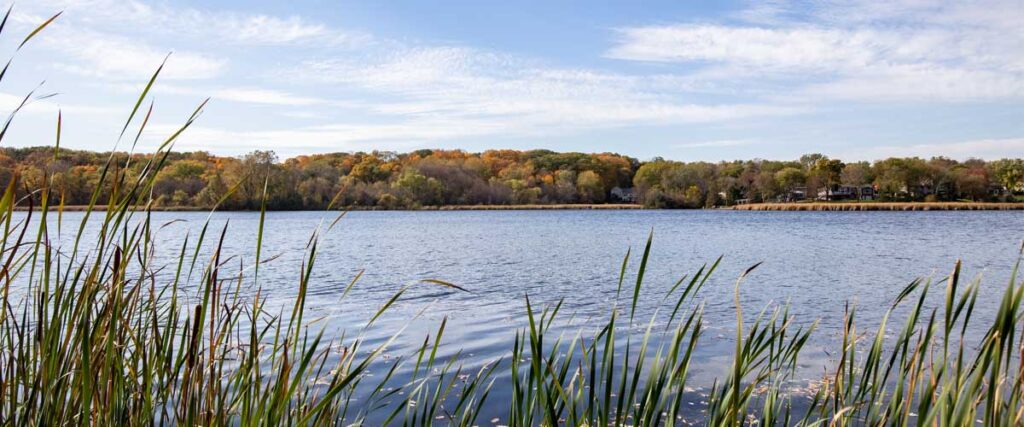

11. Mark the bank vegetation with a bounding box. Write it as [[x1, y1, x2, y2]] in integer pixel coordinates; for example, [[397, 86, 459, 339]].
[[3, 147, 1022, 210]]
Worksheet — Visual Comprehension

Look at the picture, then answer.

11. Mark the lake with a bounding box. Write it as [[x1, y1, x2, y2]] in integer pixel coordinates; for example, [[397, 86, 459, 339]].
[[15, 209, 1024, 421]]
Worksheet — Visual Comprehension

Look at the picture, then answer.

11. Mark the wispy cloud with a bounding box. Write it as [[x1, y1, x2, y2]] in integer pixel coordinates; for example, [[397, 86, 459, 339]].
[[22, 0, 372, 48], [288, 46, 802, 134], [843, 137, 1024, 161], [14, 0, 374, 82], [144, 118, 507, 154], [40, 28, 227, 80], [211, 88, 326, 106], [606, 0, 1024, 102]]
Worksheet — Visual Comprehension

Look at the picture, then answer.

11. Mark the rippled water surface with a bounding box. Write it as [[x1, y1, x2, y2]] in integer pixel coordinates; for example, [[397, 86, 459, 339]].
[[18, 209, 1024, 418]]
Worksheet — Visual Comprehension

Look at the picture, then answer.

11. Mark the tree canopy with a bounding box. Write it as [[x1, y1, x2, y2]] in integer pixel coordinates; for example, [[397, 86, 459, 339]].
[[1, 147, 1021, 209]]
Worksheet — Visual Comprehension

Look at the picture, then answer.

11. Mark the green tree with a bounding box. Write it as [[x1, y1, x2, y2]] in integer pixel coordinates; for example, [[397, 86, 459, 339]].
[[989, 159, 1024, 194], [393, 169, 444, 206], [811, 158, 844, 200], [799, 153, 826, 170], [774, 167, 805, 201], [576, 170, 605, 203]]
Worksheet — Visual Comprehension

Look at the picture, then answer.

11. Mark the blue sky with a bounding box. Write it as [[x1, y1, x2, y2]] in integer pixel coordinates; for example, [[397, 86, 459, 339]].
[[0, 0, 1021, 161]]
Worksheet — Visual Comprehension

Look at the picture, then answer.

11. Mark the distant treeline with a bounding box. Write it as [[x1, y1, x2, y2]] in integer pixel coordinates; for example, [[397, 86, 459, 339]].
[[1, 147, 1022, 209]]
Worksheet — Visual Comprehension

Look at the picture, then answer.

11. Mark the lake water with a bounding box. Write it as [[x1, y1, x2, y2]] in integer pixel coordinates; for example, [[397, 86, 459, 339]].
[[14, 209, 1024, 420]]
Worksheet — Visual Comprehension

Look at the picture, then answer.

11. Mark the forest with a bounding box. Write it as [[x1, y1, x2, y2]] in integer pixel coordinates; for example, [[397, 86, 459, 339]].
[[1, 146, 1022, 209]]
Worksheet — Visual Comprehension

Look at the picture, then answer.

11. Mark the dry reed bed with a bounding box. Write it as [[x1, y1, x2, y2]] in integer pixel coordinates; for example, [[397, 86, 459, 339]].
[[733, 202, 1024, 211], [433, 203, 642, 210]]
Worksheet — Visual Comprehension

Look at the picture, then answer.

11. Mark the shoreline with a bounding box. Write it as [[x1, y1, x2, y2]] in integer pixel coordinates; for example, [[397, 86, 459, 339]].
[[13, 203, 645, 212], [431, 203, 642, 210], [731, 202, 1024, 211], [12, 202, 1024, 212]]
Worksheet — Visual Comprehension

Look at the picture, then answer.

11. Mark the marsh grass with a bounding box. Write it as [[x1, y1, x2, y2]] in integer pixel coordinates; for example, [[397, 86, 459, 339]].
[[732, 202, 1024, 211], [0, 9, 1022, 426]]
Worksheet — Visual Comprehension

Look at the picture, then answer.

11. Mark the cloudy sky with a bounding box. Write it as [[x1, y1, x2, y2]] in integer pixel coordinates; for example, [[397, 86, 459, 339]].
[[0, 0, 1021, 161]]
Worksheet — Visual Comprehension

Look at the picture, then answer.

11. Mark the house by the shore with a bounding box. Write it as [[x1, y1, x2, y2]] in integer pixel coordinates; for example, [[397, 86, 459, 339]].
[[818, 185, 876, 201], [610, 187, 636, 203]]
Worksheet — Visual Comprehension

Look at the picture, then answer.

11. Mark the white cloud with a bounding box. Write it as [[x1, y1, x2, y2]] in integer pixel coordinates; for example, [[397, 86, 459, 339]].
[[22, 0, 372, 48], [143, 118, 504, 154], [104, 82, 330, 107], [289, 46, 801, 133], [607, 25, 881, 69], [212, 88, 326, 106], [204, 14, 370, 47], [606, 0, 1024, 102], [808, 0, 1023, 31], [805, 65, 1024, 101], [41, 28, 226, 80], [12, 0, 372, 82]]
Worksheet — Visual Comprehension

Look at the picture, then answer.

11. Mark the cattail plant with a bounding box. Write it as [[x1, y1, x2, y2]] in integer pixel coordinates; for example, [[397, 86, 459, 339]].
[[0, 7, 1021, 426]]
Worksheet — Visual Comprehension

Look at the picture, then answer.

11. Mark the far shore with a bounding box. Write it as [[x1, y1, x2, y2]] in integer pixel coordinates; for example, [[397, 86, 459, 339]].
[[732, 202, 1024, 211]]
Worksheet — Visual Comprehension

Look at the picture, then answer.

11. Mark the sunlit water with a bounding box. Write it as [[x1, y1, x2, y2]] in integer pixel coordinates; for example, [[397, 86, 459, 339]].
[[11, 209, 1024, 420]]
